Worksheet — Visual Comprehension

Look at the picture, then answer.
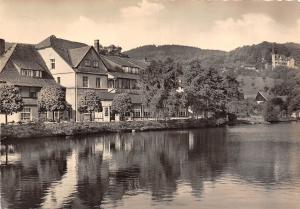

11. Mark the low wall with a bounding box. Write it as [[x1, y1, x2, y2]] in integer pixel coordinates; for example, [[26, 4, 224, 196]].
[[0, 118, 223, 140]]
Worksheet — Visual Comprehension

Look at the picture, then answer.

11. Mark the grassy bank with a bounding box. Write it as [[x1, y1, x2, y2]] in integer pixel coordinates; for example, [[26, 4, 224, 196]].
[[1, 118, 223, 140]]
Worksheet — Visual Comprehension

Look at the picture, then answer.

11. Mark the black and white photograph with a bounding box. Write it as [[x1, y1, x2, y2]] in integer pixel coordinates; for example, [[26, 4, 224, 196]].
[[1, 0, 300, 208]]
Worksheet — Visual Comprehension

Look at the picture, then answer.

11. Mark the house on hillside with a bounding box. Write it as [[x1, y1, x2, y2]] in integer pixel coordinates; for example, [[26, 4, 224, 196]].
[[255, 91, 270, 104], [271, 53, 295, 69], [255, 91, 287, 104], [0, 39, 60, 123]]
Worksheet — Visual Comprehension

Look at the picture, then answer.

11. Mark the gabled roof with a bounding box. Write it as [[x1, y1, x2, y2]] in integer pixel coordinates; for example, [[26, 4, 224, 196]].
[[36, 35, 107, 74], [126, 58, 149, 70], [12, 44, 50, 73], [102, 55, 139, 68], [256, 91, 271, 101], [36, 35, 87, 67], [0, 43, 58, 87], [0, 44, 17, 74], [68, 46, 91, 67]]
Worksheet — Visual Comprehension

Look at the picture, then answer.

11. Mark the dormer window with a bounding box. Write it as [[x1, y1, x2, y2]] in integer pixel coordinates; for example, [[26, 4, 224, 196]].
[[21, 69, 42, 78], [93, 61, 99, 68], [50, 59, 55, 69], [32, 70, 42, 78], [84, 59, 91, 67], [21, 69, 31, 76]]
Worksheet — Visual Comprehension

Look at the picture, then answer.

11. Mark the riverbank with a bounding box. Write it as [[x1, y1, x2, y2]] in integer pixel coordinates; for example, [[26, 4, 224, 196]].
[[230, 116, 270, 125], [1, 118, 224, 140]]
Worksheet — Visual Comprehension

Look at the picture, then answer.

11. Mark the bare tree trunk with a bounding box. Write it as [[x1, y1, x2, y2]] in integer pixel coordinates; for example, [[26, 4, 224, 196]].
[[52, 111, 55, 121], [90, 112, 92, 121], [5, 114, 7, 124]]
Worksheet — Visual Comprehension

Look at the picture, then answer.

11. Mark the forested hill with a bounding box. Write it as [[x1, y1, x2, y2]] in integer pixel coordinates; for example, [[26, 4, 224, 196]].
[[225, 41, 300, 68], [125, 42, 300, 69], [124, 45, 227, 68]]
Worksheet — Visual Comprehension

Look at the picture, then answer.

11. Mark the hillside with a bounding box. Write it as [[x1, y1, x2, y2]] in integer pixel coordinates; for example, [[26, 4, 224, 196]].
[[125, 42, 300, 69], [225, 41, 300, 69], [125, 45, 227, 68]]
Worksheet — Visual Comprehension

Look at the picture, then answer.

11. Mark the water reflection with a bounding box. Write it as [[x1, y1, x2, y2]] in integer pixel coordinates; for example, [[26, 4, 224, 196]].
[[1, 123, 300, 209]]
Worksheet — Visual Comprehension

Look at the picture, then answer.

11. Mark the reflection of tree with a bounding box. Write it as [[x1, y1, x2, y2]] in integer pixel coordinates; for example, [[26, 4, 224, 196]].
[[76, 144, 108, 208], [1, 129, 228, 208], [184, 128, 228, 197], [0, 139, 69, 209]]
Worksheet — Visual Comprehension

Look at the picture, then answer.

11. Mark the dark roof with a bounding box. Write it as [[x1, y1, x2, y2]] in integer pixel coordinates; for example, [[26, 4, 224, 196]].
[[101, 55, 141, 71], [108, 72, 140, 80], [68, 46, 91, 67], [0, 43, 58, 87], [126, 58, 149, 69], [98, 92, 115, 101], [12, 44, 49, 72], [5, 42, 14, 51], [256, 91, 271, 101], [36, 35, 107, 74]]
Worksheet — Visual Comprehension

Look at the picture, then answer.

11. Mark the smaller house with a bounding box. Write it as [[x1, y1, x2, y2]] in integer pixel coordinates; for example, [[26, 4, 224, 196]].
[[255, 91, 270, 104], [0, 39, 61, 123], [255, 91, 287, 104]]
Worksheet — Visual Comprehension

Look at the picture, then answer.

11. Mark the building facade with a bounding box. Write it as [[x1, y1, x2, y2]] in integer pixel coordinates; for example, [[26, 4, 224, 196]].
[[271, 53, 295, 69], [35, 36, 114, 121]]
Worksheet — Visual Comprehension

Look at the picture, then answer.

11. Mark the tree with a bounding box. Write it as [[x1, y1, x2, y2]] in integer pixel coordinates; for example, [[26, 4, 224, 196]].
[[139, 58, 183, 119], [182, 60, 231, 118], [0, 84, 23, 124], [38, 85, 68, 122], [78, 90, 102, 121], [111, 93, 133, 121], [263, 97, 286, 122], [100, 45, 129, 57]]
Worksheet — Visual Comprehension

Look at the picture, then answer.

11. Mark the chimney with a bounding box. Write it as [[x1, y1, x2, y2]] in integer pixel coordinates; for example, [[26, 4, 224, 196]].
[[0, 39, 5, 56], [94, 39, 100, 54]]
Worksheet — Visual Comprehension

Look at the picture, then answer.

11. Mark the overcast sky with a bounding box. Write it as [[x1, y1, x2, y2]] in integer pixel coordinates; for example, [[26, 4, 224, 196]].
[[1, 0, 300, 51]]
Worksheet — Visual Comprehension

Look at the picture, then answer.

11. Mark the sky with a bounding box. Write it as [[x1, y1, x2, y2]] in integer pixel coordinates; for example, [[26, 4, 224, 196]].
[[1, 0, 300, 51]]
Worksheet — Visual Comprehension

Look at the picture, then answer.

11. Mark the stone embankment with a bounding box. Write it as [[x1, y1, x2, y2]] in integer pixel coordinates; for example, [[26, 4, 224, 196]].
[[1, 118, 224, 140]]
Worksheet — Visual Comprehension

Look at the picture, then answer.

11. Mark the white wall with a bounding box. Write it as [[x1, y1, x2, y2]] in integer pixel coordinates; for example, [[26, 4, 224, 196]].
[[38, 48, 75, 88]]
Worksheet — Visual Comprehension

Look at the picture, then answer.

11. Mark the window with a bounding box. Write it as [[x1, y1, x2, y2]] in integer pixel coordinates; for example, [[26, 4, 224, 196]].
[[108, 80, 114, 88], [123, 66, 129, 73], [120, 79, 130, 89], [29, 87, 38, 98], [50, 59, 55, 69], [96, 78, 101, 88], [32, 70, 42, 78], [93, 61, 99, 68], [144, 111, 150, 117], [29, 92, 37, 98], [21, 69, 31, 76], [84, 59, 91, 67], [21, 108, 31, 121], [104, 107, 109, 116], [57, 77, 61, 84], [83, 76, 88, 87], [133, 110, 141, 118]]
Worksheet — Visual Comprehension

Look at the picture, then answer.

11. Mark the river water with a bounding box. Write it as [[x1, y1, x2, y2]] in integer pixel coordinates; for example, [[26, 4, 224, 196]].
[[1, 123, 300, 209]]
